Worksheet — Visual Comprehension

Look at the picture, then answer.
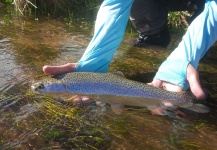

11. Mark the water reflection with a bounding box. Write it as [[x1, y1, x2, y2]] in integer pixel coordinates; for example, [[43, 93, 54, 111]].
[[0, 5, 217, 150]]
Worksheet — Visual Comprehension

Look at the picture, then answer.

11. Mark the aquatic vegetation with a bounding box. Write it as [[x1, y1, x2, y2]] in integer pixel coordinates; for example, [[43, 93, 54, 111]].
[[0, 4, 217, 149], [180, 141, 204, 149], [3, 0, 100, 18], [3, 14, 10, 24], [0, 90, 111, 149], [3, 0, 191, 33]]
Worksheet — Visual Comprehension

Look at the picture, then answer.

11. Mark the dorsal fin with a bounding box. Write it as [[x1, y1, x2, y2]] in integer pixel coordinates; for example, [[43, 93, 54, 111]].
[[113, 71, 125, 78]]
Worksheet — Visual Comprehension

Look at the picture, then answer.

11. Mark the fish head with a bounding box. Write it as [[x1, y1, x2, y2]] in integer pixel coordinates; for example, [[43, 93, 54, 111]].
[[31, 76, 66, 93]]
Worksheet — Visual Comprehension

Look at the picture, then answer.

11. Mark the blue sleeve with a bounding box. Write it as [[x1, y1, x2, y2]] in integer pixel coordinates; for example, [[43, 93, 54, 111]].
[[74, 0, 133, 72], [154, 0, 217, 90]]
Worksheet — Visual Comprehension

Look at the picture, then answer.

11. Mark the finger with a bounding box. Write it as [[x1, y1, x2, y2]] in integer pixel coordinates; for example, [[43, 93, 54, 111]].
[[161, 82, 182, 92], [43, 63, 77, 75], [147, 82, 153, 86], [148, 79, 183, 92], [186, 64, 206, 100], [148, 79, 163, 87], [73, 96, 90, 105]]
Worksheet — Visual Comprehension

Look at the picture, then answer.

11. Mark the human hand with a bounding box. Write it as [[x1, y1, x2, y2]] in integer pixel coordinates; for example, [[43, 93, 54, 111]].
[[42, 63, 78, 76], [148, 64, 206, 100]]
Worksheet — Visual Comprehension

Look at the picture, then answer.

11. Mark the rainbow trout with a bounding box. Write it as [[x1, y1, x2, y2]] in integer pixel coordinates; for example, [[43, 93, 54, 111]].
[[31, 72, 209, 113]]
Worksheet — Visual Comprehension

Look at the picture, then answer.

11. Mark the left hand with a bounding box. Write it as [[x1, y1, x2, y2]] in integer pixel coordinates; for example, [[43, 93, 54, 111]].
[[148, 64, 206, 100]]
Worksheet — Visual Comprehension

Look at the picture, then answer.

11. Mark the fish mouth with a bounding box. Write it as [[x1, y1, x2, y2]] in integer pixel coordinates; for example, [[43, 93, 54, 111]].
[[31, 82, 45, 93]]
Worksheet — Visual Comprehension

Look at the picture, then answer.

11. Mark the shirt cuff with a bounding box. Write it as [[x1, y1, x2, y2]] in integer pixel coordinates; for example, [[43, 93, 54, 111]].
[[154, 58, 190, 90]]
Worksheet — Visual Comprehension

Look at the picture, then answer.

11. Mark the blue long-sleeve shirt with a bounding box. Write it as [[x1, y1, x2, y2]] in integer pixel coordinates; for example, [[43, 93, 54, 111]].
[[75, 0, 133, 72], [75, 0, 217, 90], [154, 0, 217, 90]]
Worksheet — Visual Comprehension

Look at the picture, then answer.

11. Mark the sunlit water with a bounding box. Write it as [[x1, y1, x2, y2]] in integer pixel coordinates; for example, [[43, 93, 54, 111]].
[[0, 5, 217, 150]]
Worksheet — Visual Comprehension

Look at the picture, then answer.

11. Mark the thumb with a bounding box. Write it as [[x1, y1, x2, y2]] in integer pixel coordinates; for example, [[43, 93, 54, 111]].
[[186, 64, 206, 100]]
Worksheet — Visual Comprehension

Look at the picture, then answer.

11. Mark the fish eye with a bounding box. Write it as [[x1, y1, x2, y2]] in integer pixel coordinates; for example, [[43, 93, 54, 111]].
[[37, 83, 45, 89]]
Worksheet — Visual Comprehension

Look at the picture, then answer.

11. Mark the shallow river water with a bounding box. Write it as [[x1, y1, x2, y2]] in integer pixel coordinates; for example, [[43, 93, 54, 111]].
[[0, 4, 217, 150]]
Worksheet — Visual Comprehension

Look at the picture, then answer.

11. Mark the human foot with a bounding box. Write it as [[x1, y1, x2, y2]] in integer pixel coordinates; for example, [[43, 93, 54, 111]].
[[42, 63, 78, 76]]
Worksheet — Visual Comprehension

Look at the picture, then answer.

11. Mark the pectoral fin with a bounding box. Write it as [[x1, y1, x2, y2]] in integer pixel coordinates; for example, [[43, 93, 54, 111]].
[[147, 105, 167, 116], [180, 104, 210, 113], [110, 103, 125, 115]]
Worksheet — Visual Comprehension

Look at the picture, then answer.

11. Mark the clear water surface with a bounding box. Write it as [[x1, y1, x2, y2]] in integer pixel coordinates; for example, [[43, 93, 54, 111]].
[[0, 5, 217, 150]]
